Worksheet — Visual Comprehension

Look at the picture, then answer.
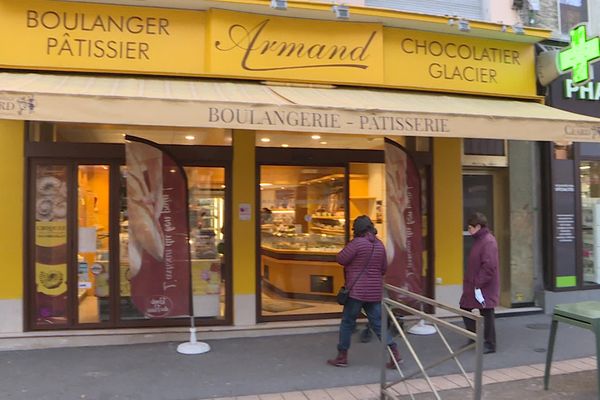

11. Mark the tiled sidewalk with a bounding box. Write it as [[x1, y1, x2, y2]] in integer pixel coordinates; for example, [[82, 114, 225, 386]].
[[204, 356, 597, 400]]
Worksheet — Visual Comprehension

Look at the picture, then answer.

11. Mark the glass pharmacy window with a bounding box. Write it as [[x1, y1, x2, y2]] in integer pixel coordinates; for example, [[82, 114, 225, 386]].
[[580, 161, 600, 286]]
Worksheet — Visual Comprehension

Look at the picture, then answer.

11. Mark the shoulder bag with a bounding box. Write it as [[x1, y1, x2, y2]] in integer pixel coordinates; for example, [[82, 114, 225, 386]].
[[337, 244, 375, 305]]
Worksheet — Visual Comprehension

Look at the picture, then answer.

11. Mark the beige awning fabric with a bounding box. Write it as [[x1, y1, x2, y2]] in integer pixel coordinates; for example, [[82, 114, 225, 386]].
[[0, 72, 599, 142]]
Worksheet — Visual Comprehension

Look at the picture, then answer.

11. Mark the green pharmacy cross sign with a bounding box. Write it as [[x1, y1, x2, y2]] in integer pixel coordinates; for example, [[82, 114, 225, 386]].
[[559, 24, 600, 84]]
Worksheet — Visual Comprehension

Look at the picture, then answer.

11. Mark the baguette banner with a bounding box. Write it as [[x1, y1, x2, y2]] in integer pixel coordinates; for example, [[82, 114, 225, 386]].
[[125, 136, 191, 318], [384, 138, 424, 304]]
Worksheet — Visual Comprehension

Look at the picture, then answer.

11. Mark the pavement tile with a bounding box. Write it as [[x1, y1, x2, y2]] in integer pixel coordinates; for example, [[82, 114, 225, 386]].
[[482, 369, 513, 383], [324, 387, 358, 400], [481, 371, 498, 384], [552, 361, 582, 373], [280, 392, 308, 400], [495, 367, 527, 380], [513, 365, 545, 378], [579, 357, 597, 368], [550, 365, 570, 375], [406, 378, 433, 393], [528, 363, 547, 372], [345, 385, 373, 399], [301, 389, 332, 400], [430, 376, 461, 391], [259, 394, 285, 400], [363, 383, 380, 395], [443, 373, 471, 387], [562, 358, 595, 371], [388, 383, 411, 396], [236, 396, 260, 400]]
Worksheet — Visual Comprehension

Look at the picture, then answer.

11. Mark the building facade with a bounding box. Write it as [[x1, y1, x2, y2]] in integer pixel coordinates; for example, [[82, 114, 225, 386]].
[[0, 0, 598, 343]]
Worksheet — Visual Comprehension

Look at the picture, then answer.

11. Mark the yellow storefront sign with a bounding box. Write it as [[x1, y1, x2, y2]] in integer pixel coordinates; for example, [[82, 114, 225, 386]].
[[0, 0, 205, 75], [207, 9, 384, 85], [0, 0, 538, 97], [384, 28, 536, 97]]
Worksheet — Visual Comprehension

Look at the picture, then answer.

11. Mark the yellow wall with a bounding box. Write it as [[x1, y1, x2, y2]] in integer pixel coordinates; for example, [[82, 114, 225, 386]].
[[433, 138, 463, 285], [0, 120, 24, 299], [232, 130, 256, 294]]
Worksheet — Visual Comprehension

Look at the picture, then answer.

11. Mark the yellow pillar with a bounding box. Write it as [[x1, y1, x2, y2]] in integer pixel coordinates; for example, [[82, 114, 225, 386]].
[[433, 138, 463, 287], [0, 119, 24, 301], [231, 130, 256, 325]]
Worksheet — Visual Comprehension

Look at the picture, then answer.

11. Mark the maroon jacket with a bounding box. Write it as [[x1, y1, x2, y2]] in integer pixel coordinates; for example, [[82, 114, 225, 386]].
[[336, 232, 387, 302], [459, 227, 500, 309]]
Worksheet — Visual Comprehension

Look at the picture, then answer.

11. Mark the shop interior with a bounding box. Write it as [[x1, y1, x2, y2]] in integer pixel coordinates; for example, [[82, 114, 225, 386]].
[[76, 164, 227, 324], [259, 162, 386, 316]]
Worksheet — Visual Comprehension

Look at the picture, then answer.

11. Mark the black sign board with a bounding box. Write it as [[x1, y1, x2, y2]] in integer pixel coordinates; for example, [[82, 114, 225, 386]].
[[548, 62, 600, 118]]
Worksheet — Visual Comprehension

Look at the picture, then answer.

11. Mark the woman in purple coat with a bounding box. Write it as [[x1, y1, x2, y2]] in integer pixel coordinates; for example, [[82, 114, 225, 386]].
[[460, 212, 500, 354], [327, 215, 402, 368]]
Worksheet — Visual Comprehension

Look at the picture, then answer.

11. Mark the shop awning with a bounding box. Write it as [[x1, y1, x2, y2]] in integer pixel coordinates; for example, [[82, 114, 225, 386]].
[[0, 72, 598, 142]]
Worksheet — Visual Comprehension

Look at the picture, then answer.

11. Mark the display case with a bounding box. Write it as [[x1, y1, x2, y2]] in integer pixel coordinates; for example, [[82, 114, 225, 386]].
[[261, 232, 344, 254], [189, 190, 224, 260]]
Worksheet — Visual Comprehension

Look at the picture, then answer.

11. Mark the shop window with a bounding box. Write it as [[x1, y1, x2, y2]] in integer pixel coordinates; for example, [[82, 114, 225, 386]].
[[559, 0, 589, 35], [580, 161, 600, 286], [119, 166, 227, 320], [33, 165, 69, 327], [259, 165, 346, 317], [258, 162, 390, 319]]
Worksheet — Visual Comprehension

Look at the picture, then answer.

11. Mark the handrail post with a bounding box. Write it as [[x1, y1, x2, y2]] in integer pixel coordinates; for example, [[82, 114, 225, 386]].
[[380, 298, 388, 400]]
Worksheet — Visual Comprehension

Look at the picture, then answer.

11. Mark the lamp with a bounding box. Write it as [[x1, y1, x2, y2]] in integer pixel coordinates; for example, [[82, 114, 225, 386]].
[[458, 18, 470, 32], [333, 4, 349, 20], [513, 22, 525, 34], [270, 0, 287, 10]]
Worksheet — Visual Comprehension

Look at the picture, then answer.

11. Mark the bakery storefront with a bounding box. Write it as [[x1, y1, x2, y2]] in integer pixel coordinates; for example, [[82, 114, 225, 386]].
[[0, 0, 598, 335]]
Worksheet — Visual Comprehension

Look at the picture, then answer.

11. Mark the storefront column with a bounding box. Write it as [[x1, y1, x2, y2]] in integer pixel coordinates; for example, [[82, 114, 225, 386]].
[[433, 138, 463, 310], [232, 130, 256, 325], [0, 119, 24, 333], [508, 141, 541, 305]]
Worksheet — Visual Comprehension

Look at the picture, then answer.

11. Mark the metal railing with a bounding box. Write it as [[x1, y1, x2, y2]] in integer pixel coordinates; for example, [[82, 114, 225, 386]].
[[380, 284, 484, 400]]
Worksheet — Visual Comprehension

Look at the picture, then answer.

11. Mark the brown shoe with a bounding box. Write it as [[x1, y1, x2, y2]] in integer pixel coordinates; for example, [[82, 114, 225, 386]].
[[386, 344, 403, 369], [327, 350, 348, 367]]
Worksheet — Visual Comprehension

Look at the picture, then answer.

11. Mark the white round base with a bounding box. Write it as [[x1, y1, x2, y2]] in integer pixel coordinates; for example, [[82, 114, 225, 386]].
[[408, 321, 437, 336], [177, 341, 211, 355]]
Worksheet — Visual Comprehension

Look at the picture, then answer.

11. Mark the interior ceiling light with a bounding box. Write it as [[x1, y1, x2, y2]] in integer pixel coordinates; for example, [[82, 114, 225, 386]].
[[281, 144, 289, 147], [185, 135, 195, 140], [311, 134, 321, 140], [260, 137, 271, 143], [320, 141, 328, 145], [270, 0, 287, 10], [259, 183, 272, 187]]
